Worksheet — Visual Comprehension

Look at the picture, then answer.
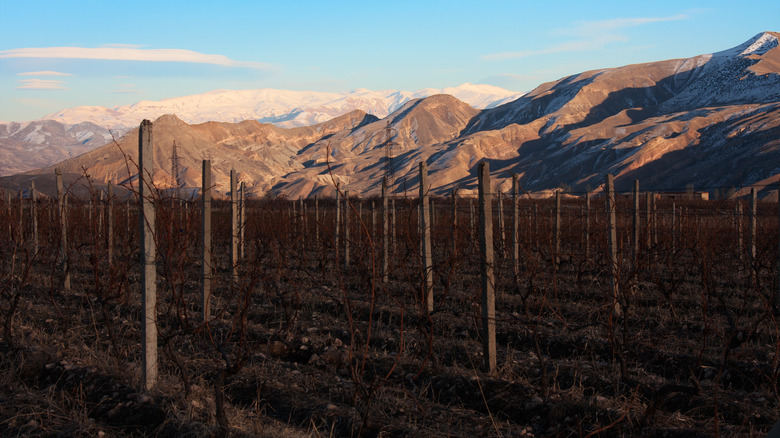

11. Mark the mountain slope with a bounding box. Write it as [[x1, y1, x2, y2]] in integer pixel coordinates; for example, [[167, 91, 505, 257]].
[[0, 84, 521, 177], [3, 32, 780, 199]]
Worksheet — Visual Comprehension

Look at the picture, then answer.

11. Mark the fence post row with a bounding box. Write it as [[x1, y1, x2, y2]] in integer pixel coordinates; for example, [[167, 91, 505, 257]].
[[139, 119, 157, 392], [478, 161, 496, 373]]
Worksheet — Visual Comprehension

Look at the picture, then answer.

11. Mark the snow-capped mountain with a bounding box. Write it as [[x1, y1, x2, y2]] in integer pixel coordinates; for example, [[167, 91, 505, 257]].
[[0, 83, 521, 176], [0, 120, 115, 176], [42, 83, 524, 131], [3, 32, 780, 199]]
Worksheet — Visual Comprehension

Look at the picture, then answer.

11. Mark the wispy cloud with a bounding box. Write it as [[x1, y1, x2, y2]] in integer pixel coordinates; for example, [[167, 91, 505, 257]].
[[482, 14, 688, 60], [0, 46, 272, 70], [16, 79, 68, 90], [17, 71, 72, 76]]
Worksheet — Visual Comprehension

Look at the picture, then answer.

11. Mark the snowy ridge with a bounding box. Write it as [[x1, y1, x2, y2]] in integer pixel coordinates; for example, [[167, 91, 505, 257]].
[[714, 31, 779, 58], [42, 83, 524, 131]]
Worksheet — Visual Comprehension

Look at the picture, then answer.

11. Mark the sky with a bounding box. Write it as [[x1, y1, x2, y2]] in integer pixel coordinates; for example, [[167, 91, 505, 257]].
[[1, 0, 778, 122]]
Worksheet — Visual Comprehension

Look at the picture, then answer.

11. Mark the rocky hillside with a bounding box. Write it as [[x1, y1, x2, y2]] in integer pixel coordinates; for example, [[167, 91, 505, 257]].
[[3, 32, 779, 199]]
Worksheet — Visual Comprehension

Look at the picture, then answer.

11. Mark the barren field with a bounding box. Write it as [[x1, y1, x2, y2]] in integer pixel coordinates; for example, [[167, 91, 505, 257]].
[[1, 193, 779, 437]]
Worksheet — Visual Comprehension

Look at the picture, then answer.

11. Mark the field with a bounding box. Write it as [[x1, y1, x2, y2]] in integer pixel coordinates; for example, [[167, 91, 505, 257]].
[[1, 187, 779, 437]]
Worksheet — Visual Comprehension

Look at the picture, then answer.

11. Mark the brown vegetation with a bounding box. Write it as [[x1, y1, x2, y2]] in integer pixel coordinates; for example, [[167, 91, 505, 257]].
[[1, 176, 779, 436]]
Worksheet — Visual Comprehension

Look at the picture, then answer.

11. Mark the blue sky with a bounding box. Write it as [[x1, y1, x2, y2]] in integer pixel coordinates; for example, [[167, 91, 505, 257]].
[[1, 0, 777, 121]]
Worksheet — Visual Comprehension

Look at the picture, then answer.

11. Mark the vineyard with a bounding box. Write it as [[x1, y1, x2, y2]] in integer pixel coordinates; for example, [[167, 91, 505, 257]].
[[1, 140, 780, 436]]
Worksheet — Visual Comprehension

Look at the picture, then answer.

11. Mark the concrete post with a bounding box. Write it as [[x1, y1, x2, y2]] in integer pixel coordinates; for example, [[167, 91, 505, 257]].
[[391, 198, 397, 257], [554, 190, 561, 265], [605, 174, 620, 317], [512, 174, 519, 277], [314, 195, 320, 246], [31, 181, 38, 254], [138, 120, 157, 392], [750, 188, 757, 283], [646, 192, 652, 251], [107, 182, 114, 264], [97, 190, 104, 243], [671, 202, 676, 254], [736, 202, 743, 262], [478, 162, 496, 373], [201, 160, 212, 322], [585, 192, 590, 259], [344, 190, 350, 268], [633, 180, 639, 267], [17, 189, 23, 243], [55, 169, 70, 292], [335, 187, 341, 265], [382, 177, 389, 284], [230, 169, 239, 282], [240, 182, 246, 260], [419, 163, 433, 313], [452, 188, 458, 258], [469, 198, 475, 242], [497, 191, 505, 257]]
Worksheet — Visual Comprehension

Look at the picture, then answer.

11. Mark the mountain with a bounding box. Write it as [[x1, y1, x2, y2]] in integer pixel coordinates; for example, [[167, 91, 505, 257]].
[[0, 83, 521, 177], [41, 83, 522, 130], [2, 32, 780, 199], [454, 31, 780, 194], [0, 120, 115, 175]]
